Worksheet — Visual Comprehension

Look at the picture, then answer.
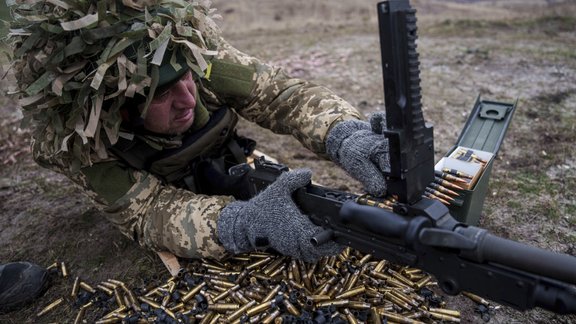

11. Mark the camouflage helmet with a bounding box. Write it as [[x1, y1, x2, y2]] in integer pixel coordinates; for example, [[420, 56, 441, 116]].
[[5, 0, 220, 171]]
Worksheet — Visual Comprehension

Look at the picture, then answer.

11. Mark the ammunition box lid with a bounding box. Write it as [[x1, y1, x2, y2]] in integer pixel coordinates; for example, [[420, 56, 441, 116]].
[[455, 96, 518, 155]]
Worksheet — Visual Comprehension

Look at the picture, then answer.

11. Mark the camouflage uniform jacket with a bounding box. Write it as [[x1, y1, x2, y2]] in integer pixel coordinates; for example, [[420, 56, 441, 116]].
[[34, 36, 363, 260]]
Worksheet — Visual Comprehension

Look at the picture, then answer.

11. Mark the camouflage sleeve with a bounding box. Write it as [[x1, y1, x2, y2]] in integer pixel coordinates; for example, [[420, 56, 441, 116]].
[[52, 159, 233, 260], [206, 37, 364, 155]]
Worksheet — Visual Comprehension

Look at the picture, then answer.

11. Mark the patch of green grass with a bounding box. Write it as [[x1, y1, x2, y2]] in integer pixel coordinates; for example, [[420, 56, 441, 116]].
[[427, 18, 511, 37], [510, 171, 565, 221], [519, 15, 576, 34], [564, 204, 576, 226], [506, 200, 522, 210], [515, 172, 550, 195], [540, 199, 561, 221], [427, 15, 576, 39]]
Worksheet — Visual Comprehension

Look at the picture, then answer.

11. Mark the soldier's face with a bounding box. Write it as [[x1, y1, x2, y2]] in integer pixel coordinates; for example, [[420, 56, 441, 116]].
[[140, 71, 197, 134]]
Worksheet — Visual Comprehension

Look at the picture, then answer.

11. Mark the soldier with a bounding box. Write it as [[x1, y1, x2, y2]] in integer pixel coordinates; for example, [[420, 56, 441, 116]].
[[0, 0, 390, 312]]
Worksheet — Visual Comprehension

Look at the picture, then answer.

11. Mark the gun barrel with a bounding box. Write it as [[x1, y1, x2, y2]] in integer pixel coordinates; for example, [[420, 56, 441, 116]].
[[479, 233, 576, 285]]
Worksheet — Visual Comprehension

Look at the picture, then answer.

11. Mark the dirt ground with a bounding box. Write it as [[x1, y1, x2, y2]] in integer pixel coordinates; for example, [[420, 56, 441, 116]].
[[1, 0, 575, 323]]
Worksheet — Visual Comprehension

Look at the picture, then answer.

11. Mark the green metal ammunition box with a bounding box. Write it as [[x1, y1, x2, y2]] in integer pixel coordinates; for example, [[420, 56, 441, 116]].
[[440, 96, 517, 225]]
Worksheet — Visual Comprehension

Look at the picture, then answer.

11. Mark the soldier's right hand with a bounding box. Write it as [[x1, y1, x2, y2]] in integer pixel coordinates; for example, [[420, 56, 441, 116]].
[[217, 169, 343, 262]]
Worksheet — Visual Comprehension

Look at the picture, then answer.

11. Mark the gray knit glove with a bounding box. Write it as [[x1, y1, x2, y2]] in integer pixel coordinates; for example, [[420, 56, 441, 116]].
[[326, 112, 390, 197], [217, 169, 343, 262]]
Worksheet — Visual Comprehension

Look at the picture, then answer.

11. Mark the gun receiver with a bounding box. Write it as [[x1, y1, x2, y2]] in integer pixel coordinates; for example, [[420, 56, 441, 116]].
[[242, 158, 576, 314], [379, 0, 435, 204]]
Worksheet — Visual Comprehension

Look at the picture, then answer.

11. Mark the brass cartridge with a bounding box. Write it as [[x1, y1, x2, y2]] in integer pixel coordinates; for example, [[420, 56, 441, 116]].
[[207, 303, 240, 312], [300, 270, 313, 292], [213, 284, 240, 302], [283, 298, 301, 316], [442, 168, 473, 179], [325, 265, 339, 277], [428, 182, 460, 197], [425, 187, 456, 202], [307, 294, 331, 303], [379, 310, 426, 324], [429, 311, 461, 322], [243, 289, 264, 302], [232, 291, 250, 304], [455, 149, 488, 164], [429, 307, 461, 318], [370, 307, 381, 324], [327, 280, 344, 299], [306, 262, 317, 279], [246, 300, 274, 317], [46, 262, 58, 270], [73, 302, 93, 324], [139, 296, 161, 309], [262, 284, 281, 303], [37, 297, 64, 317], [229, 256, 251, 262], [246, 256, 272, 270], [71, 276, 80, 297], [373, 260, 387, 273], [317, 299, 350, 308], [369, 270, 388, 281], [435, 170, 469, 184], [290, 260, 301, 284], [423, 192, 451, 205], [433, 177, 466, 190], [344, 308, 359, 324], [210, 279, 236, 288], [414, 276, 432, 289], [358, 254, 372, 266], [335, 285, 366, 300], [107, 279, 124, 286], [226, 300, 256, 322], [60, 262, 68, 278], [181, 282, 207, 303], [262, 257, 285, 275], [170, 302, 185, 312], [260, 309, 281, 324], [383, 292, 412, 311], [389, 290, 419, 308], [288, 279, 306, 290], [96, 284, 114, 296], [95, 318, 122, 324], [347, 301, 372, 310], [199, 311, 216, 324], [208, 313, 222, 324], [365, 287, 384, 299], [113, 287, 126, 308], [99, 281, 117, 290], [79, 281, 96, 294], [462, 291, 490, 306], [269, 264, 286, 277], [101, 305, 127, 320]]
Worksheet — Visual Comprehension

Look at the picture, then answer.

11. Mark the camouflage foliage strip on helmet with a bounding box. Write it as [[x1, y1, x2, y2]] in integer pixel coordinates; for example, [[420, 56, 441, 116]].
[[6, 0, 220, 172]]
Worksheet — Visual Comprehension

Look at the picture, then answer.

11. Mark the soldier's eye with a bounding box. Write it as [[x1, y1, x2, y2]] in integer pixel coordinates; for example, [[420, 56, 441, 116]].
[[153, 89, 170, 103]]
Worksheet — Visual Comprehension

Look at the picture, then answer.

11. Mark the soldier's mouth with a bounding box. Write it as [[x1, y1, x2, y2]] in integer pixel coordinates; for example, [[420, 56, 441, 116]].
[[174, 108, 194, 123]]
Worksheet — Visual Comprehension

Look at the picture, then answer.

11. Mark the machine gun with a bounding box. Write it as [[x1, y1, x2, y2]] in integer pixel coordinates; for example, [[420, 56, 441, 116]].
[[231, 0, 576, 315]]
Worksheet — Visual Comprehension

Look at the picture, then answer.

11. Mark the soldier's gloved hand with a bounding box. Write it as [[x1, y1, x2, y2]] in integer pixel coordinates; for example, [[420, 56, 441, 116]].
[[326, 112, 390, 197], [217, 169, 343, 262]]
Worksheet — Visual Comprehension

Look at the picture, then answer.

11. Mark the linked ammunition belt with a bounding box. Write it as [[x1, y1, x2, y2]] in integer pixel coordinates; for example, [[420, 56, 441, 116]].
[[35, 249, 494, 323]]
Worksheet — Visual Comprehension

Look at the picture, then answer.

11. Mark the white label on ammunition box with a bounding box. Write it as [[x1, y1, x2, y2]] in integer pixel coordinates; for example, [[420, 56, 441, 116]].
[[436, 146, 494, 190]]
